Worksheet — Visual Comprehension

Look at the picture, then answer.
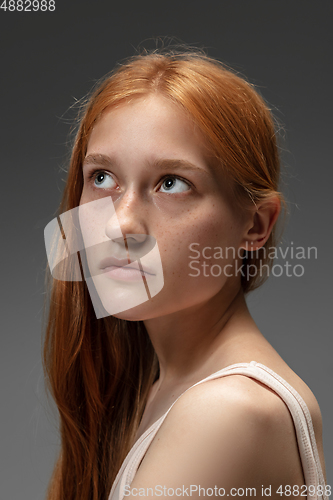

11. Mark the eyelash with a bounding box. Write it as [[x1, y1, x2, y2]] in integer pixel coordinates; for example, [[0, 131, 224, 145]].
[[87, 169, 192, 193], [87, 169, 113, 185]]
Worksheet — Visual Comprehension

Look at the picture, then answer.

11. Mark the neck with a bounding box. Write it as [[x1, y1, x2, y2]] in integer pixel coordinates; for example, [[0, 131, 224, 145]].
[[143, 283, 257, 388]]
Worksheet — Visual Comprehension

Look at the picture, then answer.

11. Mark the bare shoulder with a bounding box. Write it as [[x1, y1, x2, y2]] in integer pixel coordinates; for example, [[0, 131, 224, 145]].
[[169, 374, 290, 433], [171, 374, 305, 455], [179, 373, 285, 412], [130, 374, 305, 498]]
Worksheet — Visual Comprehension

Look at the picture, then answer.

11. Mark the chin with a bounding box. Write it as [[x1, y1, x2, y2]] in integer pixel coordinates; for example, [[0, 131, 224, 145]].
[[109, 308, 157, 322], [99, 294, 157, 321]]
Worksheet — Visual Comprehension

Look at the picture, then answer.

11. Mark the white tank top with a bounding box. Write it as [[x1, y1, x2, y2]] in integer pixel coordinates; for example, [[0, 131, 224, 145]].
[[108, 361, 327, 500]]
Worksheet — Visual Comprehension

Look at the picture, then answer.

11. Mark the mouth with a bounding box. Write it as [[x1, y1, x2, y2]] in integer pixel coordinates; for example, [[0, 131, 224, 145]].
[[99, 256, 155, 276]]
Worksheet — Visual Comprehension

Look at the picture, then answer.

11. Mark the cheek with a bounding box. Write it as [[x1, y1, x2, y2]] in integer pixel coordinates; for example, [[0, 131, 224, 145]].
[[186, 207, 242, 252], [156, 208, 242, 282]]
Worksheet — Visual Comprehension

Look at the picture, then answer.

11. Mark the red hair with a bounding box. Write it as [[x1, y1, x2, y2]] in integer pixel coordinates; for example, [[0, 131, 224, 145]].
[[44, 50, 284, 500]]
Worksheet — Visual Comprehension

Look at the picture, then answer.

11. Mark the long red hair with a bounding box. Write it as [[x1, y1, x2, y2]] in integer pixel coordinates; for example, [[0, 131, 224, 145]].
[[43, 50, 284, 500]]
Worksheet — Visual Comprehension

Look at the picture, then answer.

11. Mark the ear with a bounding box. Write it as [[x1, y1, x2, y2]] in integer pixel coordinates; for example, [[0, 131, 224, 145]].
[[240, 196, 281, 251]]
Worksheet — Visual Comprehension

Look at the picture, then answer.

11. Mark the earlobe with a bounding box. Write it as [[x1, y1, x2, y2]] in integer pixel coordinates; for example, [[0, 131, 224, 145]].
[[240, 196, 281, 251]]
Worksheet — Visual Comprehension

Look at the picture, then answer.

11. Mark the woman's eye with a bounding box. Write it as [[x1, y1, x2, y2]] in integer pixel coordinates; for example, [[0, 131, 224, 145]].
[[92, 171, 116, 189], [159, 176, 191, 194]]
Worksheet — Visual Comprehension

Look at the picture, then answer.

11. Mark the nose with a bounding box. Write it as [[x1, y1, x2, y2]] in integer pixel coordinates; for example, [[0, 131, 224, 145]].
[[105, 189, 149, 247]]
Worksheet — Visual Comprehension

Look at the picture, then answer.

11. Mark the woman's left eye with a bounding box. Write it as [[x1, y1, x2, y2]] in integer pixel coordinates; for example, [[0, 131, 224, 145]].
[[158, 176, 191, 194], [91, 171, 116, 189]]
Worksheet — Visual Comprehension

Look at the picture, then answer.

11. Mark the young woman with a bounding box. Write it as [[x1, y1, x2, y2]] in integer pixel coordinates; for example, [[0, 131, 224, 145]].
[[43, 50, 328, 500]]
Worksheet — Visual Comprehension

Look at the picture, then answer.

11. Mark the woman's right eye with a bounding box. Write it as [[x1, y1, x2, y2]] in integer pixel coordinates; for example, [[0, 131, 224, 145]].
[[90, 170, 117, 189]]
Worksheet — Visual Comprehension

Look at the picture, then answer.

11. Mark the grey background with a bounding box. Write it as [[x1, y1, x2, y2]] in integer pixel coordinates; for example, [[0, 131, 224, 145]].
[[0, 1, 332, 498]]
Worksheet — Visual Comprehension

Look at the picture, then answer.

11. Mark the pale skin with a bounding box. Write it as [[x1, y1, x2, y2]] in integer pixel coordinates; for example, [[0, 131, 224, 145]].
[[80, 94, 327, 498]]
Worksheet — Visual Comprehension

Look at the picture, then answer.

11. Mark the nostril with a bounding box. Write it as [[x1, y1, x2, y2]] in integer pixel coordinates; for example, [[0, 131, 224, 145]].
[[112, 236, 127, 245], [127, 234, 149, 244], [126, 235, 156, 257]]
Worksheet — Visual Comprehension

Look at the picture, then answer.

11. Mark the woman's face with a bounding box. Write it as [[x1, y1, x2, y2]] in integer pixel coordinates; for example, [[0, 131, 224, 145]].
[[79, 94, 249, 320]]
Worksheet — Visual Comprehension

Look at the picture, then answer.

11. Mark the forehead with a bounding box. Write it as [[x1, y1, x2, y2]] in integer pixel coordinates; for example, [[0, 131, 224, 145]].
[[85, 94, 238, 202], [87, 94, 210, 158]]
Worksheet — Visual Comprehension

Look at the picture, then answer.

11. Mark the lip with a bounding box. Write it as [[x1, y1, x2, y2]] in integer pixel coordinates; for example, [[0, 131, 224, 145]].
[[101, 265, 153, 282], [99, 256, 155, 276]]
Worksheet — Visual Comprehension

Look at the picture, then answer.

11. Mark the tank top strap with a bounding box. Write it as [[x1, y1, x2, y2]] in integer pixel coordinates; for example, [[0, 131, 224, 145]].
[[108, 361, 327, 500], [205, 361, 326, 498]]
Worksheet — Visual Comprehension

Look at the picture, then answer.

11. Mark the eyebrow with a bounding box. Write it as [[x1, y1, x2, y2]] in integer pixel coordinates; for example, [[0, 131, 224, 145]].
[[83, 154, 208, 175], [154, 158, 207, 174], [83, 154, 114, 169]]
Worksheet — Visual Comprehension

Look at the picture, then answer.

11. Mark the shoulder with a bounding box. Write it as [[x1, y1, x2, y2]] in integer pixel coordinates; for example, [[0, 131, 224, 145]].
[[172, 373, 293, 426], [165, 374, 293, 450], [131, 374, 304, 492]]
